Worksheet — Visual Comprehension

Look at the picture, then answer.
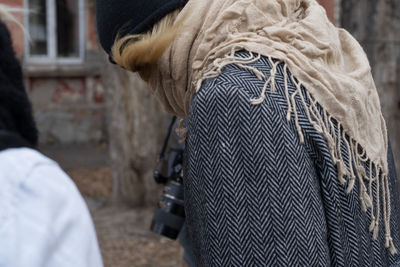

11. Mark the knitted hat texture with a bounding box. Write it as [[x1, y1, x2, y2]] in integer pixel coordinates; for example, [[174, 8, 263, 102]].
[[96, 0, 188, 54]]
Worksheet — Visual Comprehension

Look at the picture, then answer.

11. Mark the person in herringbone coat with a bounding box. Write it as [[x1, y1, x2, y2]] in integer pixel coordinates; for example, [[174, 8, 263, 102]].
[[96, 0, 400, 266]]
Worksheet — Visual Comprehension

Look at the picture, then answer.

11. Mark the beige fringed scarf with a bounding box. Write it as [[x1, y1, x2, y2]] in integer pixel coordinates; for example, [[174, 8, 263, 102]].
[[148, 0, 397, 254]]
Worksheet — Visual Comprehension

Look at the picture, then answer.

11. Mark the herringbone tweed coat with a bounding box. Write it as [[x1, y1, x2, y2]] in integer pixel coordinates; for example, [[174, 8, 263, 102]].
[[183, 51, 400, 266]]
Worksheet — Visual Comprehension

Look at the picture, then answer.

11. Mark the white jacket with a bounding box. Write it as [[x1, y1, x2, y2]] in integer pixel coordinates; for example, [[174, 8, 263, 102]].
[[0, 148, 103, 267]]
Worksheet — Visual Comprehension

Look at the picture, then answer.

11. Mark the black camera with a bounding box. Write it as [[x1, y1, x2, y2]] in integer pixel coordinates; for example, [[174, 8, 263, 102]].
[[151, 117, 185, 239]]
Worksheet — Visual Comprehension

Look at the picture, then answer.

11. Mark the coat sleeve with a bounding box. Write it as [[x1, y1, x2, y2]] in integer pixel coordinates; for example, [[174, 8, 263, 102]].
[[183, 77, 331, 266]]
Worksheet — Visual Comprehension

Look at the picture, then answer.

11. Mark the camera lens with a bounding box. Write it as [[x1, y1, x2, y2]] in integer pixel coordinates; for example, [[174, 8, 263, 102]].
[[151, 181, 185, 239], [151, 209, 185, 239]]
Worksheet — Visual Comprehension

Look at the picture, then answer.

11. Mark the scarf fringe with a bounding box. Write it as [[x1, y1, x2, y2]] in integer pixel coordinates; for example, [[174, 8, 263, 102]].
[[195, 50, 397, 255]]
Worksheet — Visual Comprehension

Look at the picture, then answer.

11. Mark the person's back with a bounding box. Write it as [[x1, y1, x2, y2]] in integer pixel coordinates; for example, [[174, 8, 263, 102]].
[[0, 9, 103, 267], [96, 0, 400, 265], [184, 50, 400, 265], [0, 148, 103, 267]]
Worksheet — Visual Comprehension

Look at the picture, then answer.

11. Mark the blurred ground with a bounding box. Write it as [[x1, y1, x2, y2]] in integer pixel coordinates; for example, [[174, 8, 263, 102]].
[[41, 144, 184, 267], [93, 205, 183, 267]]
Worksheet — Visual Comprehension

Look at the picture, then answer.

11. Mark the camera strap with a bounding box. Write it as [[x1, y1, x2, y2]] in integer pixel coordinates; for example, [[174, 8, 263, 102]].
[[158, 116, 177, 161]]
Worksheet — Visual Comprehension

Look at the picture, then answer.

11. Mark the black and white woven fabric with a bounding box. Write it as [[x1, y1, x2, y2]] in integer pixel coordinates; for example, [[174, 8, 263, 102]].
[[183, 51, 400, 266]]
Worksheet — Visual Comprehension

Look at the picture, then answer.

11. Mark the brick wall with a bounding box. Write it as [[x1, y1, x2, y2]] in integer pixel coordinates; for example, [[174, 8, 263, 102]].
[[29, 76, 105, 144], [2, 0, 106, 144]]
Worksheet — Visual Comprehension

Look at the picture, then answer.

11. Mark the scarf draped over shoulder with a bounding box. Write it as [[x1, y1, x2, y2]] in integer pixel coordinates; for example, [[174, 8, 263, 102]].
[[148, 0, 397, 254]]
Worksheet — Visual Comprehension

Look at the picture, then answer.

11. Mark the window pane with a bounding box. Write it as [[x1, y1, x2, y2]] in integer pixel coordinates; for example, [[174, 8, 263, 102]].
[[56, 0, 80, 58], [28, 0, 48, 56]]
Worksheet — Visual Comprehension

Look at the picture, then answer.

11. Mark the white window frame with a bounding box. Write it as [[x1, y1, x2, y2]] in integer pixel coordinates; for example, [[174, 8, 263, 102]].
[[24, 0, 85, 64]]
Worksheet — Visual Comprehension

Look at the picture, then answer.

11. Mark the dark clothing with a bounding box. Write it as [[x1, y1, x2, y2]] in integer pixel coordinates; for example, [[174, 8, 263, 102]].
[[0, 21, 37, 148], [184, 51, 400, 266], [0, 130, 32, 151]]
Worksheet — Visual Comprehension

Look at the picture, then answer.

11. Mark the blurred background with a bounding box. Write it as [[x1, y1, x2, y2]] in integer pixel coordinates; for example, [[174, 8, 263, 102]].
[[0, 0, 398, 266]]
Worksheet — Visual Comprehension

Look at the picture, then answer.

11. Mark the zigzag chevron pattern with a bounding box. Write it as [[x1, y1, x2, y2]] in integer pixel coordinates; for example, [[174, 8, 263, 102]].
[[183, 51, 400, 266]]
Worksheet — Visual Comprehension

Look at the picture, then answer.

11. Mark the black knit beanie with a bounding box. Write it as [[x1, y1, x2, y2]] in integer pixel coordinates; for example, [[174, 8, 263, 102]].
[[96, 0, 188, 55], [0, 21, 38, 148]]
